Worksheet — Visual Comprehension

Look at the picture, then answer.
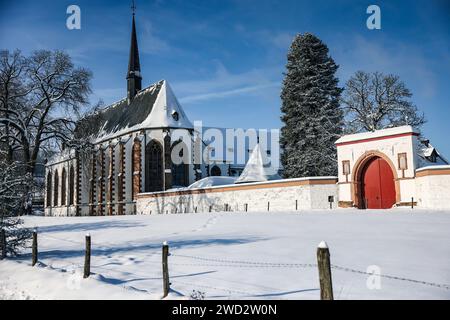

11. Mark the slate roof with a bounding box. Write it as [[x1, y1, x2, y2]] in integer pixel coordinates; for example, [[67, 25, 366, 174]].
[[75, 80, 193, 143]]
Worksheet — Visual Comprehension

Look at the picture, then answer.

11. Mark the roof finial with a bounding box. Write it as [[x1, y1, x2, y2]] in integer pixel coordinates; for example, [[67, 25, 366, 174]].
[[131, 0, 136, 16]]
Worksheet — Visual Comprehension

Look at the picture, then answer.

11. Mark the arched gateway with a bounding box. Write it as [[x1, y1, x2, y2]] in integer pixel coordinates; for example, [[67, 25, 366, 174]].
[[359, 156, 396, 209], [350, 151, 400, 209]]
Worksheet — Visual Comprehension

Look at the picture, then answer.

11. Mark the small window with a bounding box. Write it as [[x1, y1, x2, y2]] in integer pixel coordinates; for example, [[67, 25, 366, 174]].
[[342, 160, 350, 175], [171, 111, 179, 121], [398, 153, 408, 178], [398, 153, 408, 170], [342, 160, 350, 183]]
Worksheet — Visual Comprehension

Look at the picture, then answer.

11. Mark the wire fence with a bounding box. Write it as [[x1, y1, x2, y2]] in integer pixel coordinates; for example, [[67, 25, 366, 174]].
[[169, 252, 450, 290], [17, 232, 450, 299]]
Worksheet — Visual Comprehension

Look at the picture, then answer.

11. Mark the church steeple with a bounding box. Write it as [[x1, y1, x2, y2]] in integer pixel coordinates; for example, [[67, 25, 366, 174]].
[[127, 1, 142, 103]]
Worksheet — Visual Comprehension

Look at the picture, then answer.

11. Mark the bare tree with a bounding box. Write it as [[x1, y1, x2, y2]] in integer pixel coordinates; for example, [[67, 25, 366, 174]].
[[341, 71, 425, 133], [0, 50, 92, 174], [0, 49, 92, 214], [0, 50, 29, 164]]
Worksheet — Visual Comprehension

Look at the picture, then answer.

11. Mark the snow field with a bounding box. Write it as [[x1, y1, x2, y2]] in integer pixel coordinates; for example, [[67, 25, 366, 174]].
[[1, 209, 450, 300]]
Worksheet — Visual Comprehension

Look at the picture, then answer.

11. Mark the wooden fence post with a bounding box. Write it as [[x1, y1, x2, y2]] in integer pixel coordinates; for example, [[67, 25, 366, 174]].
[[0, 229, 6, 260], [317, 241, 333, 300], [32, 230, 38, 266], [162, 241, 170, 298], [84, 234, 91, 278]]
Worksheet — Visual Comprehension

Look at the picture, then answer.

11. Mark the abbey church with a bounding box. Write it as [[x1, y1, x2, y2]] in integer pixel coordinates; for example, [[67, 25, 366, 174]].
[[45, 13, 218, 216]]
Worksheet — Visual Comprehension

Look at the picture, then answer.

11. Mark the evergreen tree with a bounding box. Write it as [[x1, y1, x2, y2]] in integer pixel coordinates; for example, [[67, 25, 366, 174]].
[[280, 33, 343, 177]]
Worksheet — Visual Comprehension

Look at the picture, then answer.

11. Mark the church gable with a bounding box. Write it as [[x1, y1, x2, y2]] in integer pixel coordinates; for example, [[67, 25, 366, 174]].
[[76, 80, 193, 142]]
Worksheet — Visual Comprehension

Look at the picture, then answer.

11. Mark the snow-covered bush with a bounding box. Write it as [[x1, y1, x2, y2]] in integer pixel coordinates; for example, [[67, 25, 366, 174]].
[[0, 151, 32, 257]]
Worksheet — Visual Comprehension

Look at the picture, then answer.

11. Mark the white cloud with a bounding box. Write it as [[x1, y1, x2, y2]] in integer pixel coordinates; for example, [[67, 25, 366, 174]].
[[174, 62, 281, 104], [179, 82, 279, 103]]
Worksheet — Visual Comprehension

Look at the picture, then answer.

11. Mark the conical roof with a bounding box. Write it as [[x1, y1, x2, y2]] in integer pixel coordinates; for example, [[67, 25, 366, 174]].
[[127, 15, 141, 77], [235, 144, 280, 184]]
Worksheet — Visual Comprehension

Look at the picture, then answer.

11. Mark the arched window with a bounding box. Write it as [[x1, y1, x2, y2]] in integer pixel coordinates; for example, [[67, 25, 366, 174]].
[[69, 165, 75, 205], [61, 168, 67, 206], [46, 172, 52, 207], [211, 165, 221, 176], [171, 141, 188, 187], [54, 170, 59, 206], [145, 140, 163, 192]]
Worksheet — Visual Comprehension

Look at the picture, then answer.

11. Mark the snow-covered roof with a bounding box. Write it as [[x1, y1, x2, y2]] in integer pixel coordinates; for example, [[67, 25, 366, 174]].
[[335, 125, 418, 145], [421, 146, 434, 157], [416, 140, 449, 168], [164, 176, 237, 192], [235, 143, 280, 184], [187, 176, 237, 189], [77, 80, 193, 143]]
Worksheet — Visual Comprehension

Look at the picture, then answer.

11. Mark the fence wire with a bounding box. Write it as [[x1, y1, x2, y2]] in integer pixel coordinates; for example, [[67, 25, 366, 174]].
[[31, 233, 450, 293], [171, 252, 450, 291]]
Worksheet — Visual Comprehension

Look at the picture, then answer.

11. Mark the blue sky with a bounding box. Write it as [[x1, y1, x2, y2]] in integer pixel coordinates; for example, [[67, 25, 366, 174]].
[[1, 0, 449, 156]]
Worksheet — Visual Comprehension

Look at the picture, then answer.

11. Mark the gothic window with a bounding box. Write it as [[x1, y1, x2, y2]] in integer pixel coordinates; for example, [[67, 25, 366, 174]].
[[61, 168, 67, 206], [145, 140, 163, 192], [54, 170, 59, 206], [171, 141, 188, 187], [211, 165, 221, 176], [69, 165, 75, 205], [46, 172, 52, 207]]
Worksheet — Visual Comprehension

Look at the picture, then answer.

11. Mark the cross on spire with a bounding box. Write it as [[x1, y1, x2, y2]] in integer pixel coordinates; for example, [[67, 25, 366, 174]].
[[131, 0, 136, 16]]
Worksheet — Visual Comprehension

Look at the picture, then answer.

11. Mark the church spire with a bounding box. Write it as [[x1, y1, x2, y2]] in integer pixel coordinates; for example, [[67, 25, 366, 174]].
[[127, 0, 142, 103]]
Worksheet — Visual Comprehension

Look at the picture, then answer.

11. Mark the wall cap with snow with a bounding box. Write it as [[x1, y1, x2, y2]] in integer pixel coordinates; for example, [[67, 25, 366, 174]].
[[138, 176, 338, 198]]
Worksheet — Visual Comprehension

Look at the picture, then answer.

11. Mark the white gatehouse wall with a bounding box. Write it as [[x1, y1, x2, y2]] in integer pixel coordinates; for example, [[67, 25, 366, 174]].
[[336, 125, 450, 209]]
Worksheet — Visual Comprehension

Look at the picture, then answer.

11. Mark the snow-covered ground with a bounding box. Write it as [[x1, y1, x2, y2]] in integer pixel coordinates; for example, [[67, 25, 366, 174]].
[[1, 209, 450, 300]]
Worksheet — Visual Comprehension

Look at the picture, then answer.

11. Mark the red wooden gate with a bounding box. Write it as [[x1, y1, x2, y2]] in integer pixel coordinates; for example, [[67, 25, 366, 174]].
[[361, 157, 396, 209]]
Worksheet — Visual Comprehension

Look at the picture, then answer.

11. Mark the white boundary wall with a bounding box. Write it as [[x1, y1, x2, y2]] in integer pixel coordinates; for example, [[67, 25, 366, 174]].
[[136, 177, 338, 214], [415, 166, 450, 209]]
